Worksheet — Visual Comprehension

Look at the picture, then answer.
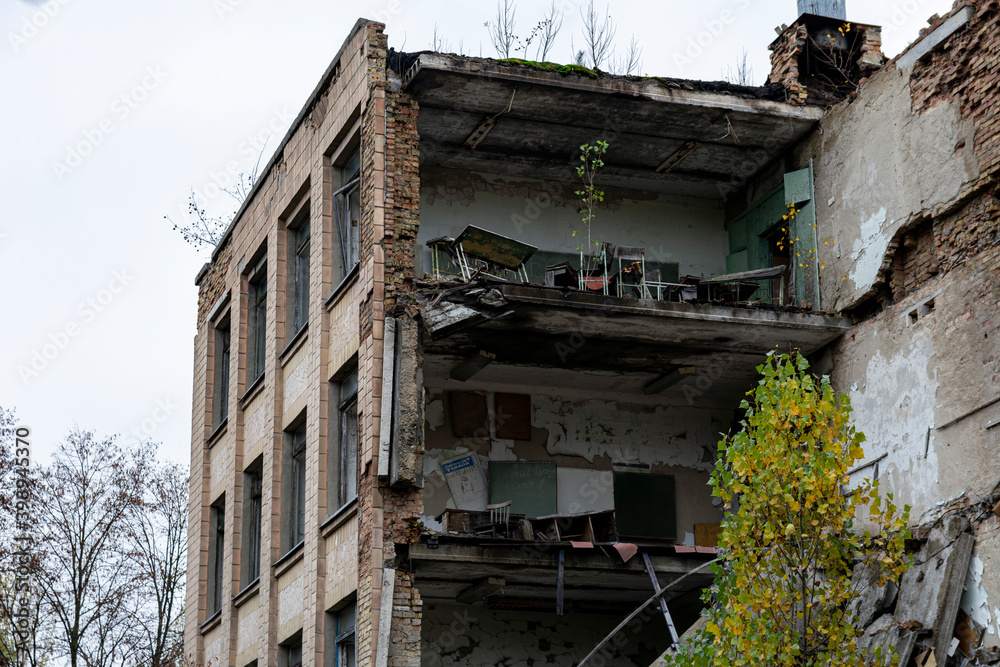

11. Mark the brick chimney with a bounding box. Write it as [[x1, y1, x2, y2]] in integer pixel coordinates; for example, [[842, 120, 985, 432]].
[[768, 3, 884, 105]]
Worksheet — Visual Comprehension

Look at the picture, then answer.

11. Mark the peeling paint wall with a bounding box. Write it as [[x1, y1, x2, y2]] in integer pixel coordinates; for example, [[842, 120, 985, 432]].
[[838, 326, 939, 520], [794, 65, 977, 310], [418, 168, 728, 280], [422, 386, 726, 539]]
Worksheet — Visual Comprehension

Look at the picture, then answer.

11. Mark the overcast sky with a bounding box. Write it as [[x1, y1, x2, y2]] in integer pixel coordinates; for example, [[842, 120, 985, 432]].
[[0, 0, 954, 466]]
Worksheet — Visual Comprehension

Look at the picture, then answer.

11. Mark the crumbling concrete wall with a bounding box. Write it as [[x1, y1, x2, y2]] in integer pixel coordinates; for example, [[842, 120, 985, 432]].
[[418, 169, 729, 280], [783, 0, 1000, 649]]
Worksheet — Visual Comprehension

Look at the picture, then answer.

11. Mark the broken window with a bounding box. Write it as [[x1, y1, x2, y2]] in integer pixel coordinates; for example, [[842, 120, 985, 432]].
[[212, 313, 230, 429], [241, 459, 262, 587], [287, 208, 310, 339], [333, 148, 360, 283]]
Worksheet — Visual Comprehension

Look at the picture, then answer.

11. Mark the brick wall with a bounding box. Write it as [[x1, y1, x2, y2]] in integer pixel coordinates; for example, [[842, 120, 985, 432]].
[[768, 19, 884, 106], [910, 0, 1000, 196], [353, 19, 425, 667]]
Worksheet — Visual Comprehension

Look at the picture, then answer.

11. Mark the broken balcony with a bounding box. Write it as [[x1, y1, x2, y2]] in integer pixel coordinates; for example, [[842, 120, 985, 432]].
[[397, 53, 851, 665], [401, 52, 828, 310]]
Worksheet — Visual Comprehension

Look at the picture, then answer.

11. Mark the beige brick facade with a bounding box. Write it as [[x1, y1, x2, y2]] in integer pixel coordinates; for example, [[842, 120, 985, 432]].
[[187, 20, 401, 667]]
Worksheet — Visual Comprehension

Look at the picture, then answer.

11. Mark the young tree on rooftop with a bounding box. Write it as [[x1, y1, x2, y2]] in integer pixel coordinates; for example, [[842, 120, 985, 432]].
[[663, 352, 911, 667]]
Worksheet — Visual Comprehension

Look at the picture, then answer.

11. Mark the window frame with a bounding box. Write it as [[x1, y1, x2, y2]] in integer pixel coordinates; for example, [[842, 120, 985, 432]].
[[207, 495, 226, 617], [240, 460, 263, 587], [325, 603, 357, 667], [212, 314, 231, 430], [280, 635, 303, 667], [282, 418, 307, 554], [327, 366, 358, 516], [287, 206, 311, 340], [247, 258, 268, 385], [333, 148, 361, 283]]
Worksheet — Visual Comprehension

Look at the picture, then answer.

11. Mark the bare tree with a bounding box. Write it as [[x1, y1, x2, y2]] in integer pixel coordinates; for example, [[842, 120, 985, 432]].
[[613, 35, 642, 76], [485, 0, 517, 58], [166, 144, 266, 250], [35, 430, 152, 667], [725, 49, 755, 86], [0, 407, 52, 667], [579, 0, 616, 70], [132, 462, 188, 667], [534, 1, 563, 62]]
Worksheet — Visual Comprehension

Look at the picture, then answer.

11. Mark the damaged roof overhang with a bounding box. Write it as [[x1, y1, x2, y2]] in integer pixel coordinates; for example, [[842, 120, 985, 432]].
[[419, 283, 852, 407], [400, 53, 825, 200], [408, 540, 714, 606]]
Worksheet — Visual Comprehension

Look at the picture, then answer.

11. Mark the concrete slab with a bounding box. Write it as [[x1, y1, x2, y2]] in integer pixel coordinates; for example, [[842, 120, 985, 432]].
[[895, 516, 975, 665]]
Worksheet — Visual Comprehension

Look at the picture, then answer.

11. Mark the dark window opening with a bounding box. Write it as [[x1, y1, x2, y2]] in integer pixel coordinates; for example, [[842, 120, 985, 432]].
[[212, 315, 231, 429], [288, 212, 310, 339], [247, 263, 267, 384]]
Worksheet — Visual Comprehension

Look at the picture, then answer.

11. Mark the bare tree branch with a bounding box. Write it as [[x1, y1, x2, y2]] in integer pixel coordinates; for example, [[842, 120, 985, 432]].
[[579, 0, 616, 70], [725, 48, 755, 86], [166, 143, 267, 250], [485, 0, 517, 59], [535, 1, 564, 62], [613, 34, 642, 76]]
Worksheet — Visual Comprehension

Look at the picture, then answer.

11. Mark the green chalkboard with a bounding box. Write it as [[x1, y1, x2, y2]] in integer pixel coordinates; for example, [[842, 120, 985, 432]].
[[489, 462, 557, 519], [613, 473, 676, 541]]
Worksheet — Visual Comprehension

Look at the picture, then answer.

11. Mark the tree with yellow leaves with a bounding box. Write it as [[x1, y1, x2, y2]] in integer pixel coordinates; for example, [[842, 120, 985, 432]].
[[664, 352, 910, 667]]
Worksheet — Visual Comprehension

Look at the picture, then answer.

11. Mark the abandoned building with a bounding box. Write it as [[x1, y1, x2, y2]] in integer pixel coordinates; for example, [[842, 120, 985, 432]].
[[186, 0, 1000, 664]]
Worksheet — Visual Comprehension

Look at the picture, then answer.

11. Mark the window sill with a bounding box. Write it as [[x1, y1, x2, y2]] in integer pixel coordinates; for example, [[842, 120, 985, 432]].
[[206, 417, 228, 449], [279, 323, 309, 364], [232, 578, 260, 608], [200, 609, 222, 634], [320, 498, 359, 538], [325, 264, 360, 309], [273, 541, 305, 577], [240, 373, 265, 406]]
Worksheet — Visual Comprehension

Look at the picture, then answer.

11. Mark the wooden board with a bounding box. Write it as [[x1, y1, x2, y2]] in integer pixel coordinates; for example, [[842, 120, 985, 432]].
[[613, 473, 676, 541], [448, 391, 488, 438], [495, 393, 531, 441], [489, 461, 557, 519], [694, 523, 722, 547]]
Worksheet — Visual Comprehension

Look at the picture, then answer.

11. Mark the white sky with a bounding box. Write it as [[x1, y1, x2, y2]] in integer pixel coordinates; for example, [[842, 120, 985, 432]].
[[0, 0, 954, 466]]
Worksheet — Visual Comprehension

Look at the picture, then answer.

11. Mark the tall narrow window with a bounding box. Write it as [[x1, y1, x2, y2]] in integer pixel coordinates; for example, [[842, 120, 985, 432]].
[[208, 495, 225, 617], [241, 461, 262, 587], [247, 262, 267, 384], [327, 369, 358, 515], [280, 635, 303, 667], [336, 605, 356, 667], [283, 420, 307, 553], [212, 315, 231, 429], [325, 604, 356, 667], [287, 211, 310, 339], [333, 149, 360, 282]]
